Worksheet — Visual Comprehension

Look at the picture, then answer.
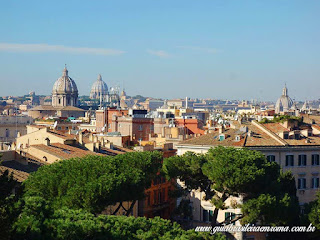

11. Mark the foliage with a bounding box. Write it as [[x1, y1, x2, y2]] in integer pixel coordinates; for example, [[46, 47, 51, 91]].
[[308, 192, 320, 229], [0, 156, 20, 240], [259, 115, 302, 124], [13, 207, 223, 240], [163, 147, 300, 226], [172, 199, 193, 221], [7, 152, 225, 239], [23, 152, 162, 214]]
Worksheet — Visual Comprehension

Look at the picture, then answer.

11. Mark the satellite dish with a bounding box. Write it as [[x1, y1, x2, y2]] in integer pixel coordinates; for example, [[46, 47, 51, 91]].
[[53, 121, 58, 129]]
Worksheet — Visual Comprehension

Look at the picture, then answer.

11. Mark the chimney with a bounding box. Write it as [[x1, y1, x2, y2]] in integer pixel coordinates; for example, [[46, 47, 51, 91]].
[[45, 137, 50, 146], [218, 125, 225, 134], [101, 137, 105, 147], [79, 131, 83, 145], [235, 135, 241, 142]]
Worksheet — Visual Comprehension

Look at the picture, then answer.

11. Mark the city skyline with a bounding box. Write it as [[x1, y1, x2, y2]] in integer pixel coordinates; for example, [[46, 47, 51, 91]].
[[0, 1, 319, 101]]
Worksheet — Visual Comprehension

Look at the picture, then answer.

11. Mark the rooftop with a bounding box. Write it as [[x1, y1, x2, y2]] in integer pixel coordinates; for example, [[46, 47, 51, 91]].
[[178, 120, 320, 148], [0, 160, 41, 182], [30, 143, 102, 160]]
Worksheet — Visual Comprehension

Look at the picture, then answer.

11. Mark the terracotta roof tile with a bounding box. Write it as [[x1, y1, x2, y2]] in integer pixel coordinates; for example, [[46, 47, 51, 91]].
[[31, 143, 101, 160], [179, 128, 246, 147]]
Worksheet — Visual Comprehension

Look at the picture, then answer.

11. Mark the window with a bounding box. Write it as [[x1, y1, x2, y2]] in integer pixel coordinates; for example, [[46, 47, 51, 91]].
[[312, 178, 320, 189], [5, 129, 9, 138], [162, 188, 166, 203], [203, 210, 214, 222], [139, 125, 143, 131], [203, 210, 208, 222], [208, 210, 213, 222], [146, 193, 151, 206], [286, 155, 294, 166], [298, 178, 306, 189], [158, 190, 161, 204], [267, 155, 275, 162], [225, 212, 236, 225], [153, 190, 157, 205], [298, 155, 307, 166], [312, 154, 320, 166]]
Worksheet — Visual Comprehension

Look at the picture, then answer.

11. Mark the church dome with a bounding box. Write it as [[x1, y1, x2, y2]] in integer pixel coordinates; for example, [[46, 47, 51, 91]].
[[52, 66, 78, 94], [90, 74, 108, 99], [275, 85, 293, 113]]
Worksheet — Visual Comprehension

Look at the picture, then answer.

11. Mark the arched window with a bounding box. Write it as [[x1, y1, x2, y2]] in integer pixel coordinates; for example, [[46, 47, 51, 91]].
[[5, 129, 10, 138]]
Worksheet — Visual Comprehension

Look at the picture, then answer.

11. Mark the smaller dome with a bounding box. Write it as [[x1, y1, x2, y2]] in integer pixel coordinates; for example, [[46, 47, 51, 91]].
[[275, 85, 293, 113], [52, 67, 78, 94], [90, 74, 108, 99]]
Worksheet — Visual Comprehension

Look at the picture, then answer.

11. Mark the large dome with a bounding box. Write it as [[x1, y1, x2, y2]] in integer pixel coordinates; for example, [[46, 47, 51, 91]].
[[90, 74, 108, 99], [275, 85, 293, 113], [52, 67, 78, 94]]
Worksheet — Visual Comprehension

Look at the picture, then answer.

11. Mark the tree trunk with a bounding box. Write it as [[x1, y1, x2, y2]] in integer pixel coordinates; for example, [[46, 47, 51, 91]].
[[112, 202, 123, 215], [125, 200, 136, 216], [211, 207, 220, 227], [211, 193, 227, 227]]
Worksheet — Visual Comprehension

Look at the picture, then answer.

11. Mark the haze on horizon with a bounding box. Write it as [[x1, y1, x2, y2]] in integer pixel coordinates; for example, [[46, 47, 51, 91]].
[[0, 0, 319, 102]]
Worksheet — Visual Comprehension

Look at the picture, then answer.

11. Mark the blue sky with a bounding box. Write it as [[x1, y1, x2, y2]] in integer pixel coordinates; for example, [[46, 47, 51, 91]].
[[0, 0, 319, 101]]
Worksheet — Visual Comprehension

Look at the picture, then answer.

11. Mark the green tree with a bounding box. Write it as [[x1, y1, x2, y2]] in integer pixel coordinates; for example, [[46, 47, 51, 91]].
[[14, 207, 224, 240], [0, 155, 21, 240], [12, 151, 224, 240], [23, 152, 162, 215], [162, 147, 299, 227], [309, 192, 320, 229]]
